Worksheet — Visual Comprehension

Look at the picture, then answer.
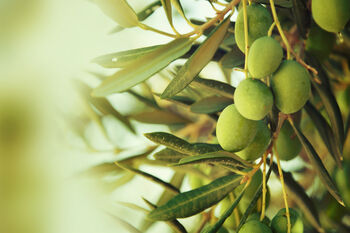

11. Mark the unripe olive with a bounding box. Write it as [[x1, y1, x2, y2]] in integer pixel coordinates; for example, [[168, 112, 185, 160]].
[[306, 24, 335, 61], [216, 104, 258, 152], [236, 121, 271, 161], [220, 197, 238, 229], [335, 161, 350, 207], [271, 208, 303, 233], [275, 121, 302, 161], [248, 36, 283, 78], [234, 79, 273, 120], [238, 220, 272, 233], [271, 60, 311, 114], [312, 0, 350, 32], [201, 225, 229, 233], [247, 213, 271, 226], [235, 4, 273, 53]]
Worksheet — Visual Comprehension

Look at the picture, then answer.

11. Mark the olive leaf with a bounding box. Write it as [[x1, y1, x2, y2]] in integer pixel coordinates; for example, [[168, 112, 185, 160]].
[[127, 90, 160, 109], [270, 162, 324, 233], [129, 110, 190, 125], [161, 0, 177, 32], [154, 148, 188, 163], [161, 16, 231, 99], [306, 52, 345, 151], [93, 0, 139, 28], [116, 163, 180, 194], [289, 119, 345, 206], [291, 0, 310, 39], [142, 198, 188, 233], [93, 38, 193, 97], [148, 174, 242, 220], [105, 212, 142, 233], [171, 0, 192, 25], [191, 77, 235, 99], [92, 45, 160, 68], [190, 96, 233, 114], [219, 46, 245, 69], [304, 102, 342, 167], [206, 188, 246, 233]]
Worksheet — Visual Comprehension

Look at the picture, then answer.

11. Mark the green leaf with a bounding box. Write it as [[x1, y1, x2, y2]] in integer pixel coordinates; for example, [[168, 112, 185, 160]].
[[161, 0, 176, 32], [128, 90, 160, 109], [93, 0, 139, 28], [306, 52, 345, 151], [161, 17, 231, 98], [190, 96, 232, 114], [304, 102, 342, 167], [118, 201, 150, 213], [206, 189, 246, 233], [145, 132, 222, 155], [105, 212, 142, 233], [148, 174, 242, 220], [219, 46, 245, 69], [177, 151, 250, 168], [93, 38, 193, 97], [130, 110, 190, 125], [138, 1, 162, 21], [289, 119, 345, 206], [142, 198, 188, 233], [92, 45, 160, 68], [270, 162, 324, 233], [345, 113, 350, 141], [116, 163, 180, 194], [154, 148, 188, 163], [291, 0, 309, 39], [253, 0, 293, 8], [171, 0, 192, 25], [191, 77, 235, 99]]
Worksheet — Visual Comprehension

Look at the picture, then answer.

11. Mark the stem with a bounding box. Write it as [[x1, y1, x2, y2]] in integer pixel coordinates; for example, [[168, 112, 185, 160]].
[[260, 151, 268, 221], [243, 0, 249, 78], [138, 23, 178, 38], [269, 0, 291, 59], [268, 22, 276, 37]]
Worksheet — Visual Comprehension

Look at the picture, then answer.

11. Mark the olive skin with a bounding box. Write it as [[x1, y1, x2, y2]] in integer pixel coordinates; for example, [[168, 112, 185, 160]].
[[271, 208, 303, 233], [271, 60, 311, 114], [234, 79, 273, 120], [238, 220, 272, 233], [306, 24, 335, 61], [312, 0, 350, 32], [248, 36, 283, 78], [275, 121, 302, 161], [216, 104, 258, 152], [236, 121, 271, 161], [235, 4, 273, 53]]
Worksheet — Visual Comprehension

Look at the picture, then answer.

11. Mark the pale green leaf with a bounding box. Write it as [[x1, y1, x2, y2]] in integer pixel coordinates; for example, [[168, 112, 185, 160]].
[[191, 77, 235, 99], [92, 38, 193, 97], [130, 110, 190, 125], [161, 17, 231, 98], [93, 0, 139, 28], [190, 96, 232, 114]]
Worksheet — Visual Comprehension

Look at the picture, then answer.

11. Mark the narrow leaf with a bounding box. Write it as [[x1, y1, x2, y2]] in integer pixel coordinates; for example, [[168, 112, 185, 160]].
[[106, 212, 142, 233], [128, 90, 160, 109], [190, 96, 232, 114], [92, 45, 160, 68], [270, 162, 324, 233], [191, 77, 235, 99], [304, 102, 342, 167], [142, 198, 188, 233], [291, 0, 310, 39], [177, 151, 250, 168], [118, 201, 149, 213], [130, 110, 189, 125], [116, 163, 180, 194], [154, 148, 188, 163], [171, 0, 192, 25], [148, 174, 242, 220], [289, 119, 345, 206], [306, 52, 345, 151], [161, 0, 176, 31], [206, 189, 246, 233], [161, 17, 231, 98], [93, 0, 139, 28], [219, 46, 245, 69], [138, 1, 162, 21], [93, 38, 193, 97]]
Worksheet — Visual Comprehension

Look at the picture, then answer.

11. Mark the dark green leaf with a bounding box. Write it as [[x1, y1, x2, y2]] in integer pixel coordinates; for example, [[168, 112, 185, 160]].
[[219, 46, 245, 69], [92, 45, 160, 68], [148, 174, 242, 220], [190, 96, 232, 114], [270, 162, 324, 233], [291, 0, 310, 39], [304, 102, 342, 167], [191, 77, 235, 99], [289, 119, 345, 206], [116, 163, 180, 194], [154, 148, 188, 163], [252, 0, 293, 8], [138, 1, 162, 21], [145, 132, 193, 154], [130, 110, 190, 125], [93, 38, 193, 97], [161, 17, 231, 98], [306, 52, 345, 151]]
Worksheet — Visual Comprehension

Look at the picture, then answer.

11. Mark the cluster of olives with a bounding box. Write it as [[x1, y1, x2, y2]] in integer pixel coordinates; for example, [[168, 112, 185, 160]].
[[217, 3, 305, 161]]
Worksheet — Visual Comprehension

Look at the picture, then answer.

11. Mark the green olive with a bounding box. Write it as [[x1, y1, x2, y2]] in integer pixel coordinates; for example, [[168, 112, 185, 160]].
[[216, 104, 258, 152], [248, 36, 283, 78], [235, 4, 273, 53], [234, 79, 273, 120], [238, 220, 272, 233], [312, 0, 350, 32], [271, 60, 311, 114], [275, 121, 302, 161], [306, 24, 335, 61], [271, 208, 303, 233]]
